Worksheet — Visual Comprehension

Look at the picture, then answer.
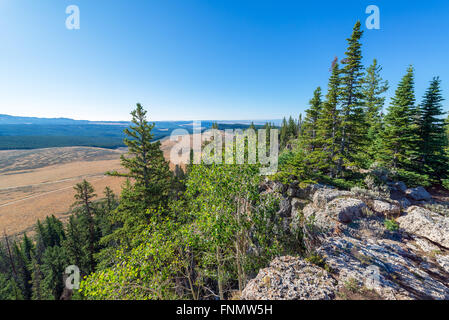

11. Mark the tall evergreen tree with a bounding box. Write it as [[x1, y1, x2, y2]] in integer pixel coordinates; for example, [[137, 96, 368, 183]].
[[105, 104, 173, 247], [379, 66, 421, 178], [338, 21, 367, 173], [107, 103, 172, 210], [302, 87, 323, 152], [362, 59, 389, 162], [287, 116, 298, 140], [13, 235, 34, 300], [418, 77, 448, 181], [73, 180, 98, 274], [64, 215, 85, 274], [298, 113, 303, 137], [279, 117, 289, 149], [315, 62, 341, 177]]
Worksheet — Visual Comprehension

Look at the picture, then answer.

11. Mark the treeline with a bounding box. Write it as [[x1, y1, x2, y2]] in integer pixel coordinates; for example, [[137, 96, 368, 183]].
[[278, 21, 449, 189], [0, 136, 126, 150]]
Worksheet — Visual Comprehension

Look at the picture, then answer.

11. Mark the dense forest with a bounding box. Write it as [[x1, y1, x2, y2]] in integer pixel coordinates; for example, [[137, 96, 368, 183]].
[[0, 121, 264, 150], [0, 21, 448, 300]]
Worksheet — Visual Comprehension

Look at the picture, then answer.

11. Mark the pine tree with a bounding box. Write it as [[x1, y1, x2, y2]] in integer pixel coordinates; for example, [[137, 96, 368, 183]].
[[315, 62, 341, 177], [379, 66, 421, 179], [12, 240, 33, 300], [287, 116, 298, 140], [63, 215, 85, 274], [107, 103, 172, 210], [302, 87, 323, 152], [418, 77, 448, 181], [73, 180, 97, 274], [362, 59, 389, 162], [298, 113, 303, 137], [249, 122, 255, 130], [338, 21, 367, 173], [279, 117, 288, 149]]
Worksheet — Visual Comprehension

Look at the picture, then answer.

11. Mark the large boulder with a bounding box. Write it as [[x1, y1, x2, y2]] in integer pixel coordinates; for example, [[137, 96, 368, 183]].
[[405, 187, 432, 201], [372, 200, 401, 216], [312, 188, 353, 208], [241, 256, 338, 300], [325, 198, 368, 224], [397, 206, 449, 249]]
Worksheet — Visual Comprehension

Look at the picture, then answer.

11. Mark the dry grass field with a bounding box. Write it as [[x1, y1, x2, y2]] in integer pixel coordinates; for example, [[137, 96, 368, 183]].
[[0, 147, 127, 236], [0, 134, 209, 237]]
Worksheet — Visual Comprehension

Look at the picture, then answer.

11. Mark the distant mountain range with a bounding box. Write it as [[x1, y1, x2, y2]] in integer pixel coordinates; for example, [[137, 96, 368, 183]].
[[0, 114, 281, 150], [0, 114, 281, 126], [0, 114, 128, 125]]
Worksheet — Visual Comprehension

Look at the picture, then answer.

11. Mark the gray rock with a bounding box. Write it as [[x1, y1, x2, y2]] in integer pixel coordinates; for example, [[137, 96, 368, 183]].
[[291, 197, 308, 211], [303, 203, 339, 233], [396, 182, 408, 193], [397, 206, 449, 249], [296, 183, 330, 200], [388, 181, 408, 193], [436, 255, 449, 273], [317, 236, 449, 300], [414, 237, 440, 253], [325, 198, 368, 224], [313, 188, 352, 208], [241, 256, 338, 300], [372, 200, 400, 216], [405, 187, 432, 201]]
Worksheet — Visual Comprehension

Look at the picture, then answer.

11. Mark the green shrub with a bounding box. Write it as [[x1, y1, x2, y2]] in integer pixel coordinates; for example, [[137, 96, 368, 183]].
[[384, 218, 399, 232]]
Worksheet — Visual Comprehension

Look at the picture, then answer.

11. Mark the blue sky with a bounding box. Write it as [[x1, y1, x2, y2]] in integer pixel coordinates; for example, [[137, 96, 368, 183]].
[[0, 0, 448, 121]]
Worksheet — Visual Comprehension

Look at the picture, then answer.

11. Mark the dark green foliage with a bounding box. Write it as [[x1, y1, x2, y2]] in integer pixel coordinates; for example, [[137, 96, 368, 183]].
[[105, 104, 173, 247], [338, 21, 368, 171], [108, 103, 172, 210], [73, 180, 98, 274], [302, 87, 323, 152], [314, 63, 341, 177], [378, 66, 423, 181], [362, 59, 389, 163], [418, 77, 448, 181]]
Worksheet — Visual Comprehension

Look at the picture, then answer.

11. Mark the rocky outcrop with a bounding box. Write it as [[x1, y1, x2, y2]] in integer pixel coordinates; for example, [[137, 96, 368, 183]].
[[397, 206, 449, 249], [317, 236, 449, 300], [243, 181, 449, 300], [241, 256, 338, 300]]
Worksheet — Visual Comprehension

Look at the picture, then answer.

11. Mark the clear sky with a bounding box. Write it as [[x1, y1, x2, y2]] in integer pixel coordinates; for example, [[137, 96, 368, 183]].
[[0, 0, 448, 121]]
